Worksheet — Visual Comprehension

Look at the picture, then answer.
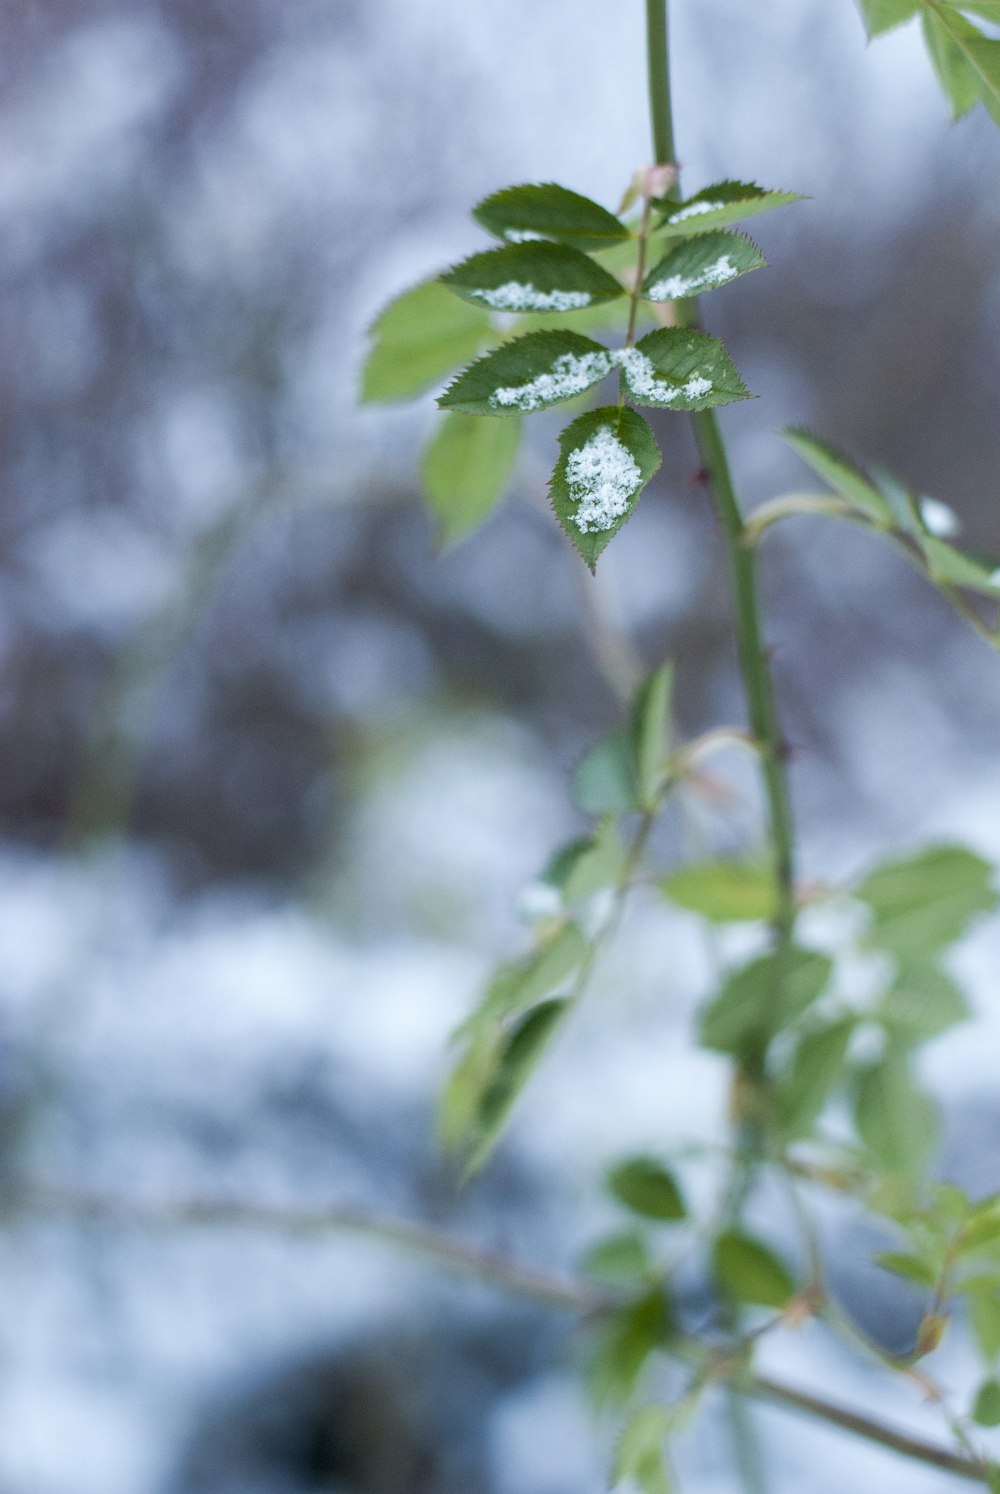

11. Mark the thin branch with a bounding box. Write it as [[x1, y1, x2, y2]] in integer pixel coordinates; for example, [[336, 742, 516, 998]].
[[14, 1183, 611, 1315]]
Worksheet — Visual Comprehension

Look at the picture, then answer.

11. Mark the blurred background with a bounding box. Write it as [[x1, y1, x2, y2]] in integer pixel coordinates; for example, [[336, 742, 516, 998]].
[[2, 1, 1000, 1491]]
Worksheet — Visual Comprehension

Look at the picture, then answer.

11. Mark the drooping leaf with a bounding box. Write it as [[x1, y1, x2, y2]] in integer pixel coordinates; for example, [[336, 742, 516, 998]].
[[662, 861, 778, 923], [941, 0, 1000, 19], [621, 329, 748, 411], [442, 241, 625, 313], [588, 1290, 672, 1408], [782, 428, 893, 526], [853, 1049, 938, 1176], [573, 727, 640, 814], [699, 947, 833, 1056], [658, 180, 804, 236], [608, 1157, 687, 1222], [974, 1379, 1000, 1428], [713, 1230, 796, 1309], [473, 182, 632, 251], [874, 1250, 938, 1287], [922, 8, 984, 117], [466, 998, 569, 1172], [878, 964, 970, 1043], [642, 231, 766, 301], [422, 413, 521, 544], [438, 1024, 503, 1153], [439, 330, 614, 415], [361, 280, 492, 403], [631, 663, 674, 810], [543, 817, 628, 904], [857, 0, 920, 36], [775, 1017, 856, 1138], [581, 1231, 654, 1284], [856, 845, 997, 960], [550, 405, 662, 568]]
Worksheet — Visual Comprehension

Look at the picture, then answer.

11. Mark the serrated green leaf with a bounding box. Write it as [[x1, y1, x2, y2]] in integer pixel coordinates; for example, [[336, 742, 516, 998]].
[[713, 1230, 796, 1309], [544, 817, 628, 904], [474, 182, 632, 252], [550, 405, 662, 568], [662, 861, 778, 922], [922, 536, 1000, 596], [466, 998, 569, 1173], [642, 230, 766, 301], [658, 180, 803, 236], [699, 947, 833, 1056], [971, 1295, 1000, 1362], [441, 241, 625, 314], [631, 663, 674, 810], [621, 329, 748, 411], [581, 1231, 654, 1284], [608, 1158, 687, 1222], [857, 0, 919, 36], [974, 1379, 1000, 1427], [930, 9, 1000, 125], [422, 413, 521, 545], [923, 9, 983, 117], [853, 1050, 938, 1176], [878, 964, 970, 1043], [783, 428, 893, 525], [874, 1250, 938, 1287], [775, 1017, 856, 1138], [573, 726, 640, 814], [588, 1291, 672, 1409], [440, 330, 614, 416], [856, 845, 997, 960], [361, 280, 492, 403]]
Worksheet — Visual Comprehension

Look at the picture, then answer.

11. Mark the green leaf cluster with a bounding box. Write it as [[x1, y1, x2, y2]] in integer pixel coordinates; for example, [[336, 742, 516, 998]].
[[858, 1, 1000, 128]]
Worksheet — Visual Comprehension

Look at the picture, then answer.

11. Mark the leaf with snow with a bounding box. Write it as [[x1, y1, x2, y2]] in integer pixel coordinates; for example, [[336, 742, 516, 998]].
[[620, 329, 748, 411], [658, 180, 803, 236], [439, 330, 614, 416], [441, 241, 626, 314], [473, 182, 632, 251], [642, 231, 766, 302], [360, 280, 492, 403], [550, 406, 661, 569], [422, 414, 521, 545], [783, 428, 893, 525], [857, 0, 919, 37]]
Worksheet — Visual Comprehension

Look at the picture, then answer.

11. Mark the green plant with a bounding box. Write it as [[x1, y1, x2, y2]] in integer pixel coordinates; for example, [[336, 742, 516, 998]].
[[360, 2, 1000, 1487]]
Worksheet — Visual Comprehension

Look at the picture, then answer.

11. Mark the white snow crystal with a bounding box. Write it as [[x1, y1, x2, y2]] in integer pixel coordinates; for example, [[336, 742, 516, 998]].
[[667, 199, 726, 224], [505, 228, 546, 243], [647, 254, 736, 301], [471, 281, 592, 313], [490, 349, 613, 411], [920, 497, 959, 538], [565, 424, 641, 533], [617, 348, 713, 405], [990, 569, 1000, 589]]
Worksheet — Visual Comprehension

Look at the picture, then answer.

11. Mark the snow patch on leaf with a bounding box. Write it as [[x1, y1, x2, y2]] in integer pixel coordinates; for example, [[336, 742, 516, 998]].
[[565, 424, 643, 533]]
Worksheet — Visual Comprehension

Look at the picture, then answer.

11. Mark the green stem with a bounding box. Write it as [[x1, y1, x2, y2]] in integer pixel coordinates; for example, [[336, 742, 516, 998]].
[[645, 0, 676, 166], [645, 0, 797, 1078]]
